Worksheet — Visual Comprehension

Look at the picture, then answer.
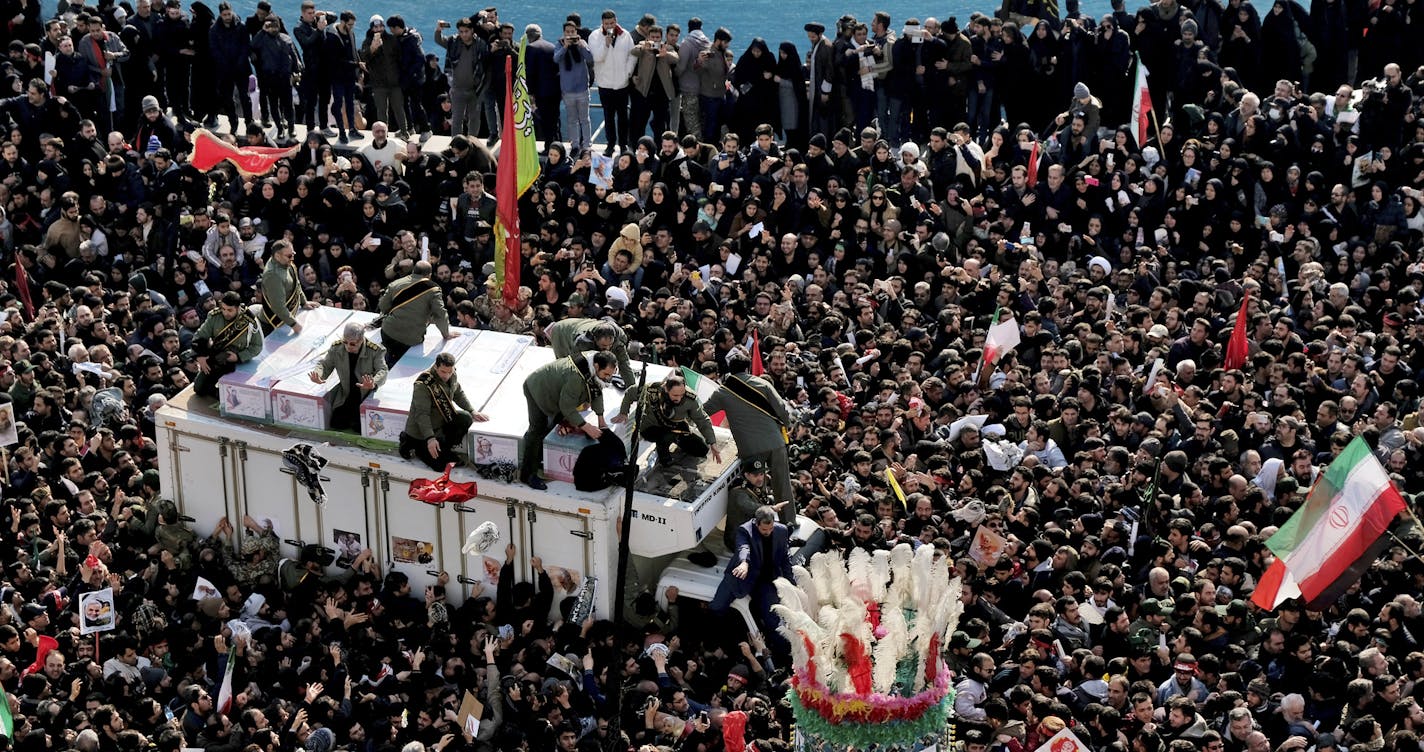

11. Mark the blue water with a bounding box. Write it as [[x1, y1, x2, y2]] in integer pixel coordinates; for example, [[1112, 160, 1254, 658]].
[[223, 0, 1118, 58]]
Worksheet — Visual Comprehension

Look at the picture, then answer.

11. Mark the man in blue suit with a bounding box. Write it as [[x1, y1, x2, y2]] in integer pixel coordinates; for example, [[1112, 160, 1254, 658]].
[[712, 505, 793, 639]]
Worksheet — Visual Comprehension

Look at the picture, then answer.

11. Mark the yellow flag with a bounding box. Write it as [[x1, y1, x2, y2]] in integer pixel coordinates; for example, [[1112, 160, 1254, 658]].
[[885, 468, 907, 509]]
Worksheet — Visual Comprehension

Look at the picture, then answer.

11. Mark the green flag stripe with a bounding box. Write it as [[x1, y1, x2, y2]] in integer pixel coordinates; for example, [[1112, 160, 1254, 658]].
[[1267, 437, 1369, 554], [0, 681, 13, 737]]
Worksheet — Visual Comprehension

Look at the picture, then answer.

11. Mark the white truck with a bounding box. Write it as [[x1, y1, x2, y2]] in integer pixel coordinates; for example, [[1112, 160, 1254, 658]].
[[155, 323, 777, 619]]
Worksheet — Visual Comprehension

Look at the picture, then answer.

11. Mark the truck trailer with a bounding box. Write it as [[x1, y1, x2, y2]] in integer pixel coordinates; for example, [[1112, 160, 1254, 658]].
[[155, 322, 751, 620]]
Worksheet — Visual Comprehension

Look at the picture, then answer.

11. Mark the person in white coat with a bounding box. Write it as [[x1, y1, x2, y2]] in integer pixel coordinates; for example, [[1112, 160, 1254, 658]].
[[588, 10, 634, 155], [1020, 420, 1067, 470]]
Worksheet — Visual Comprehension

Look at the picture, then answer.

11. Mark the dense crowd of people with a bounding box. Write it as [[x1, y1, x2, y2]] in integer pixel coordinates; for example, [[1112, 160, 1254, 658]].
[[0, 0, 1423, 750]]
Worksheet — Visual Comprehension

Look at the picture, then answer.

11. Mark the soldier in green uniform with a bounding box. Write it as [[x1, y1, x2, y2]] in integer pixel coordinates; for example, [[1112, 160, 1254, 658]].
[[259, 239, 316, 334], [401, 351, 489, 471], [546, 318, 638, 411], [309, 322, 390, 431], [520, 351, 619, 490], [377, 260, 457, 367], [704, 350, 797, 524], [8, 360, 36, 408], [190, 291, 264, 397], [724, 459, 787, 550], [621, 373, 722, 466]]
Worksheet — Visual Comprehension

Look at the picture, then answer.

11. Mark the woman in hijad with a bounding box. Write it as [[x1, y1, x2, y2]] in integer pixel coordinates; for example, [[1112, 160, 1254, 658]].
[[1258, 0, 1302, 93], [1026, 20, 1064, 131], [774, 41, 807, 150], [997, 22, 1033, 130], [731, 39, 778, 143]]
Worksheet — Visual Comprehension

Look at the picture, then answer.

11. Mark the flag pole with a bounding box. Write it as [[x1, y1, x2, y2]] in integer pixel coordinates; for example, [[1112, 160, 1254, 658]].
[[1387, 529, 1424, 562], [1149, 106, 1163, 148], [608, 345, 652, 752]]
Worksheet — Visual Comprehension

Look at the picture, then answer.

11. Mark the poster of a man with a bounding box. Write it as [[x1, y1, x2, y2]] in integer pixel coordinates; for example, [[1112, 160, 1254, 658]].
[[0, 402, 17, 446], [334, 530, 362, 568], [79, 588, 115, 634]]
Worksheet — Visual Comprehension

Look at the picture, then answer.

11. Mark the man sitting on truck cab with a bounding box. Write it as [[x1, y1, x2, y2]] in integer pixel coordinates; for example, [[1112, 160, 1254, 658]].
[[619, 372, 721, 467], [188, 291, 263, 398]]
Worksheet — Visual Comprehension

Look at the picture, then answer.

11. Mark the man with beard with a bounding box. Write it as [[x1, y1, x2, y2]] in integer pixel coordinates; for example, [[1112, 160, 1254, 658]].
[[401, 351, 488, 471], [189, 291, 262, 397], [519, 350, 616, 489]]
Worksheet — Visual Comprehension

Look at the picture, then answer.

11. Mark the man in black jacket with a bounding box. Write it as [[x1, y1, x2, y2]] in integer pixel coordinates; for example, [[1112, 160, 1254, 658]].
[[208, 2, 252, 135], [387, 16, 427, 139], [251, 17, 300, 141], [154, 0, 196, 124], [293, 2, 330, 135], [324, 11, 360, 143]]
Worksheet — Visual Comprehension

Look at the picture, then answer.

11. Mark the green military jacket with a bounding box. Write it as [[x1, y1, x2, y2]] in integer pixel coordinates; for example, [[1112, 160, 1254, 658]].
[[637, 382, 716, 446], [378, 274, 450, 347], [702, 373, 792, 456], [723, 481, 772, 549], [546, 318, 637, 409], [194, 309, 264, 362], [405, 368, 476, 441], [260, 258, 306, 329], [525, 356, 605, 427], [315, 338, 389, 407]]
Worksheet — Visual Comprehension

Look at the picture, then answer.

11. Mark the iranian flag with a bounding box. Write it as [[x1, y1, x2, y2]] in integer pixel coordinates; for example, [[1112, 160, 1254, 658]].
[[680, 367, 725, 426], [1131, 53, 1153, 148], [983, 308, 1021, 366], [14, 256, 33, 319], [1025, 139, 1042, 188], [1252, 437, 1406, 610], [0, 681, 11, 738], [215, 645, 237, 715]]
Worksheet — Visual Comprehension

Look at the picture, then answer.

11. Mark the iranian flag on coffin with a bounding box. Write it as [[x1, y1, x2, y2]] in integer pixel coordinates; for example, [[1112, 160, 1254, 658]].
[[680, 367, 725, 426], [1253, 437, 1406, 610]]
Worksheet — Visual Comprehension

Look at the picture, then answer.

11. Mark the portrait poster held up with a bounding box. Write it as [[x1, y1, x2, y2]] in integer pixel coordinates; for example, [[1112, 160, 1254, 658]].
[[79, 587, 116, 635]]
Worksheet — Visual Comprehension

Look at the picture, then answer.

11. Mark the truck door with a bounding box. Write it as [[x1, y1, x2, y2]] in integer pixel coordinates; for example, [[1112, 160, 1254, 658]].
[[160, 428, 240, 545], [229, 439, 317, 549], [523, 502, 597, 619]]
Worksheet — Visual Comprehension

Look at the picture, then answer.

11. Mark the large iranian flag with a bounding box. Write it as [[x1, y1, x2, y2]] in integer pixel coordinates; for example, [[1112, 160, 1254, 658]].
[[1252, 437, 1406, 610], [680, 367, 725, 426]]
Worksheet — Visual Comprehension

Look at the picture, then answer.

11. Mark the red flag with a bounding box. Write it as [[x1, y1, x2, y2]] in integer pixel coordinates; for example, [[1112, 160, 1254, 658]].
[[21, 635, 57, 678], [494, 57, 522, 310], [408, 463, 478, 507], [14, 257, 33, 319], [1025, 140, 1041, 188], [1224, 290, 1250, 370], [750, 330, 765, 376], [190, 129, 298, 176]]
